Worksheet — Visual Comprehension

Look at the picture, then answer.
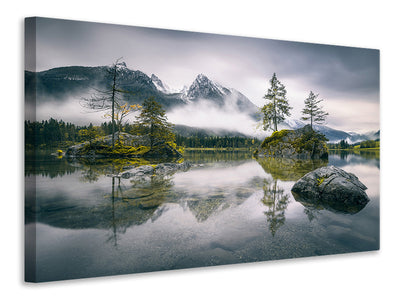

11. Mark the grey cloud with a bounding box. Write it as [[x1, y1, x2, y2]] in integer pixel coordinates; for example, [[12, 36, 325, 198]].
[[31, 17, 379, 132]]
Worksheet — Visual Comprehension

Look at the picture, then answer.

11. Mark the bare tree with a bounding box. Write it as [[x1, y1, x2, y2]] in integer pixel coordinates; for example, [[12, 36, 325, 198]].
[[81, 58, 132, 147]]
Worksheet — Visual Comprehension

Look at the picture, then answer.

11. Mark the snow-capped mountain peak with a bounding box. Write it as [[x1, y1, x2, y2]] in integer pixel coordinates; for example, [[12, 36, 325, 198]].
[[187, 74, 221, 98], [151, 74, 178, 94]]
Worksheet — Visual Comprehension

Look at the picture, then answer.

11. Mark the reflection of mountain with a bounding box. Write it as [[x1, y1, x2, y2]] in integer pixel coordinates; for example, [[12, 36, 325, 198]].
[[256, 157, 328, 181], [26, 159, 266, 230], [328, 151, 380, 169], [25, 174, 174, 232], [261, 179, 290, 236], [184, 181, 261, 222]]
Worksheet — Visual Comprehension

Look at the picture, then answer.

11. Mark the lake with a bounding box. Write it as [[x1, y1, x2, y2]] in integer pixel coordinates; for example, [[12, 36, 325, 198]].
[[25, 150, 380, 282]]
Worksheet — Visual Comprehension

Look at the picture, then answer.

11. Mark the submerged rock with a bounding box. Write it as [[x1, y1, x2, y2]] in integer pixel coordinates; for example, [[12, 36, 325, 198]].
[[120, 161, 191, 179], [291, 166, 369, 214]]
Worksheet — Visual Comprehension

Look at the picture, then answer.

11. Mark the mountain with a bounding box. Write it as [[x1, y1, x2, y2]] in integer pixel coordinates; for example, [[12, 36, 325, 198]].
[[25, 66, 259, 116], [151, 74, 179, 94], [25, 64, 377, 143], [182, 74, 259, 115], [280, 119, 380, 143], [25, 65, 186, 109]]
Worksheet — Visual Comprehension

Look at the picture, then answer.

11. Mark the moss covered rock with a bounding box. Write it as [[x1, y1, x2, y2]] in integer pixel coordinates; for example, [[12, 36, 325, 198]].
[[291, 165, 369, 214], [255, 125, 328, 159], [66, 132, 182, 158]]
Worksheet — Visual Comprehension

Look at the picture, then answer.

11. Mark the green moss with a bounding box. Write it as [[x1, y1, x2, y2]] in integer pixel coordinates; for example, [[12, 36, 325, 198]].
[[292, 130, 328, 155], [316, 177, 324, 186], [79, 142, 151, 157], [261, 129, 290, 148]]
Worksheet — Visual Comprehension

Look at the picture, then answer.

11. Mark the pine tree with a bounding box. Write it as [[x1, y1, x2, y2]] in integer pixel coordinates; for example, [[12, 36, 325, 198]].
[[134, 97, 175, 150], [301, 91, 328, 130], [261, 73, 292, 132]]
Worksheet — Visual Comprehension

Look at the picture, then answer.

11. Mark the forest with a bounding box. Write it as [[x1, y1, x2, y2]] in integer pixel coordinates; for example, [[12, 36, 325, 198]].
[[24, 118, 260, 151]]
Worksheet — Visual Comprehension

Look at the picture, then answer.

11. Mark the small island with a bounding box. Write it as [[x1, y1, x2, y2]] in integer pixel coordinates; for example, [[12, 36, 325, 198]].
[[66, 95, 184, 159], [254, 125, 329, 160]]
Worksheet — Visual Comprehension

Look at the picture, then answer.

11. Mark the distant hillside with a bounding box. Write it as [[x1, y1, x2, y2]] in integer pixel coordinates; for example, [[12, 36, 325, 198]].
[[173, 124, 248, 138]]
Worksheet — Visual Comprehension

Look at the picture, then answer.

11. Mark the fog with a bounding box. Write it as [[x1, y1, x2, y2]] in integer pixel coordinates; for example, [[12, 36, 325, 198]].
[[167, 99, 266, 138], [30, 17, 380, 133], [34, 97, 140, 126]]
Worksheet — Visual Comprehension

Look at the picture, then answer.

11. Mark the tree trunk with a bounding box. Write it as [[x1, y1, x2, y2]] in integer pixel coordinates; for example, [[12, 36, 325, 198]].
[[111, 65, 117, 148]]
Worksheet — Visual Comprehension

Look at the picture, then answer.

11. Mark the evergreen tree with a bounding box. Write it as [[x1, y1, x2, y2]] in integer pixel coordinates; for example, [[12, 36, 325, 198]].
[[301, 91, 328, 130], [261, 73, 292, 132], [134, 97, 175, 150]]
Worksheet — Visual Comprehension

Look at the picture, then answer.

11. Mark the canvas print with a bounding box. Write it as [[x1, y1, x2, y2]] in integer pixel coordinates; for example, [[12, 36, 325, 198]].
[[25, 17, 380, 282]]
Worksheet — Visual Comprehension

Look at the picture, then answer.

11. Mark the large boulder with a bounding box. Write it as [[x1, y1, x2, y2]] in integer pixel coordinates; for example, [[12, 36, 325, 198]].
[[255, 125, 328, 159], [291, 166, 369, 213]]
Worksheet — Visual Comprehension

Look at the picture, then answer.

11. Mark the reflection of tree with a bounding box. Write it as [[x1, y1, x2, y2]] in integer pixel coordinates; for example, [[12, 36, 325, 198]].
[[339, 151, 349, 160], [303, 205, 322, 222], [103, 173, 175, 247], [25, 153, 80, 178], [261, 179, 290, 236], [183, 150, 253, 164], [79, 165, 100, 183], [257, 157, 328, 181]]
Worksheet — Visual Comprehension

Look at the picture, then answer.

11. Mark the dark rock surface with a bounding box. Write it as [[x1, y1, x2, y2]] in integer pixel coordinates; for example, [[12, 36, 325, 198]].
[[120, 161, 191, 179], [291, 166, 369, 213]]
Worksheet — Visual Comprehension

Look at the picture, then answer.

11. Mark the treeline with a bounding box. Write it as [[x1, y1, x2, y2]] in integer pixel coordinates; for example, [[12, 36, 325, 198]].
[[25, 118, 259, 150], [175, 135, 260, 149], [327, 139, 380, 150], [25, 118, 130, 149]]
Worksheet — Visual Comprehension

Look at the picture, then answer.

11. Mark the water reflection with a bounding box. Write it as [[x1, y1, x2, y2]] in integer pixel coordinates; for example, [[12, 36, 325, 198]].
[[25, 150, 380, 281], [256, 157, 328, 181], [261, 179, 290, 236], [173, 163, 267, 222], [328, 150, 380, 169], [184, 149, 253, 163], [291, 186, 369, 215]]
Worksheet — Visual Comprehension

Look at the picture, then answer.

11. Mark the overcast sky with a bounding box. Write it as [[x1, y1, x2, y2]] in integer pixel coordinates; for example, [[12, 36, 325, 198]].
[[29, 17, 380, 133]]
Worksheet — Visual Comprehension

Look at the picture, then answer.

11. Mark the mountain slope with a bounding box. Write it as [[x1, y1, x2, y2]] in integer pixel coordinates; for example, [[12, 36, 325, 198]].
[[173, 124, 248, 138], [182, 74, 259, 115], [280, 119, 379, 143], [25, 66, 260, 116], [25, 65, 186, 109]]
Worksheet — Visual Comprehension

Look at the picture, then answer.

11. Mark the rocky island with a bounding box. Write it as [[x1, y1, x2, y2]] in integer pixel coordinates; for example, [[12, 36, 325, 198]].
[[254, 125, 329, 159], [65, 132, 183, 159]]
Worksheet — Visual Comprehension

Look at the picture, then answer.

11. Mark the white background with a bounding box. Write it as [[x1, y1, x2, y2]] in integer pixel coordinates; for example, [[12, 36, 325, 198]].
[[1, 0, 399, 299]]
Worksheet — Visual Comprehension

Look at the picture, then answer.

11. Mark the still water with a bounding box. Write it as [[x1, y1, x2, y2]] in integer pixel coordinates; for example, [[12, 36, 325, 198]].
[[25, 150, 379, 282]]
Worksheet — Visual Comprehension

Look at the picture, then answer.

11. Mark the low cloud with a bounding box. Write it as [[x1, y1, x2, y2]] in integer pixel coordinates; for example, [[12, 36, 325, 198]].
[[34, 96, 139, 126], [167, 98, 265, 138]]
